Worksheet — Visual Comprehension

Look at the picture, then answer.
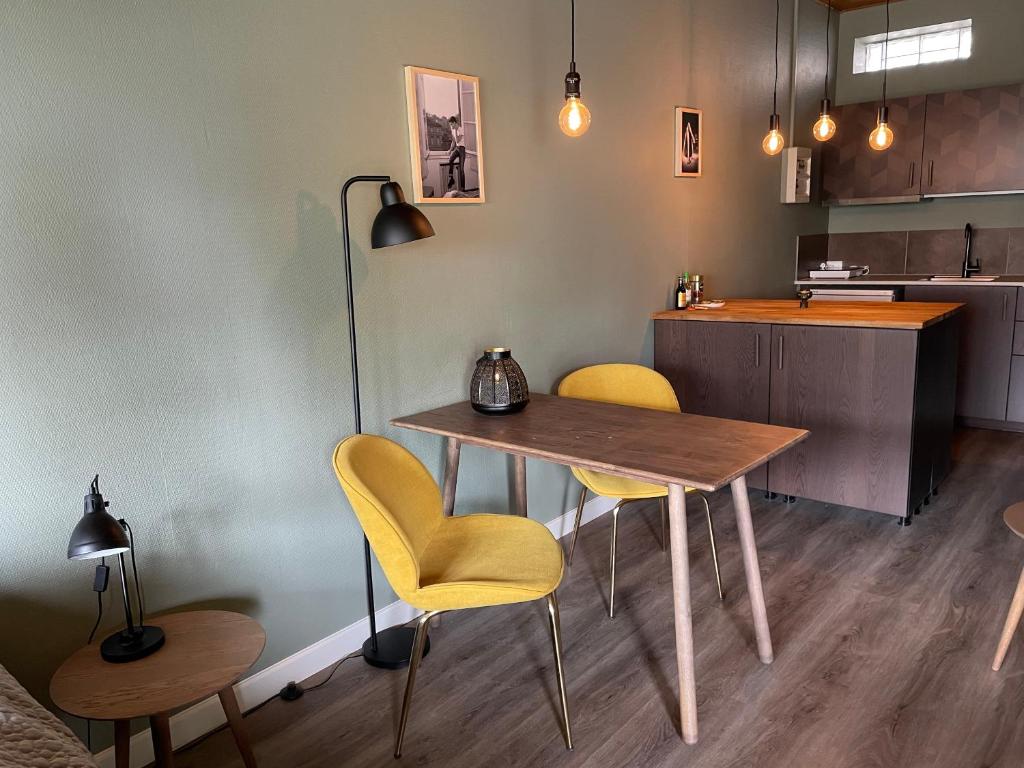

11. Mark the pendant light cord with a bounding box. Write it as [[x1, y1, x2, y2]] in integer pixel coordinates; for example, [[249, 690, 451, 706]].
[[882, 0, 890, 106], [773, 0, 780, 115], [570, 0, 576, 69], [824, 0, 831, 100]]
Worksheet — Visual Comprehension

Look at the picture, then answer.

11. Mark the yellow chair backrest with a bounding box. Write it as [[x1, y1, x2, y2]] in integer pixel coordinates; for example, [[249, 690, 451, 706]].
[[332, 434, 443, 601], [558, 363, 680, 413]]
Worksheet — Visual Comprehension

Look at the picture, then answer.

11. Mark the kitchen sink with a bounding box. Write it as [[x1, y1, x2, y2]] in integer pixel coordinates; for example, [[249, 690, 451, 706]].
[[925, 275, 999, 281]]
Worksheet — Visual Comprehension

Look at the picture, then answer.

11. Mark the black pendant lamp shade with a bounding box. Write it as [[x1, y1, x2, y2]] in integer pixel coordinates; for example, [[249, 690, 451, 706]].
[[68, 479, 129, 560], [369, 182, 435, 250]]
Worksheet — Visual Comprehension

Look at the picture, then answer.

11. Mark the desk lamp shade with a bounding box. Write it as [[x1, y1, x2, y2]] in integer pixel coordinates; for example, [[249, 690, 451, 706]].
[[68, 482, 129, 560], [370, 182, 435, 249]]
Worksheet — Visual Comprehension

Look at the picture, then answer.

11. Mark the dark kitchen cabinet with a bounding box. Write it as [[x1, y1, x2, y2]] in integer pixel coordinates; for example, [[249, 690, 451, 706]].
[[1007, 357, 1024, 423], [653, 314, 959, 519], [904, 285, 1016, 421], [822, 95, 927, 204], [766, 325, 919, 517], [654, 320, 770, 488], [922, 84, 1024, 196]]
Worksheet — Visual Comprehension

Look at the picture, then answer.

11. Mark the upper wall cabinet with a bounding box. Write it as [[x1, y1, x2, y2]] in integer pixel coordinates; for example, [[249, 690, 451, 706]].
[[922, 84, 1024, 196], [821, 95, 927, 205]]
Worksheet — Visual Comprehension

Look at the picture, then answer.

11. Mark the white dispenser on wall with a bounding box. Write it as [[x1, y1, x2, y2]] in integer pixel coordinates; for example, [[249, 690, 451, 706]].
[[780, 147, 811, 204]]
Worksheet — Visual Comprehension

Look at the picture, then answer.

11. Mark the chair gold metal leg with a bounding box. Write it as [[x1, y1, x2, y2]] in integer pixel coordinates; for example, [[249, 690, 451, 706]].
[[394, 610, 442, 758], [609, 502, 622, 618], [567, 485, 587, 565], [545, 592, 573, 750], [698, 492, 724, 601], [660, 497, 668, 553]]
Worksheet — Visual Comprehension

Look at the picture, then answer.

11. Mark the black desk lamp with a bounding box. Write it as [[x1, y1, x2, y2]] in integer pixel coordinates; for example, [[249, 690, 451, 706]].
[[341, 177, 434, 669], [67, 476, 165, 662]]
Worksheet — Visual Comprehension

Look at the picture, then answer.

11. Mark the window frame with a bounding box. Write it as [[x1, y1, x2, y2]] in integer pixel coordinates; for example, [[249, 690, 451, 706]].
[[852, 18, 972, 75]]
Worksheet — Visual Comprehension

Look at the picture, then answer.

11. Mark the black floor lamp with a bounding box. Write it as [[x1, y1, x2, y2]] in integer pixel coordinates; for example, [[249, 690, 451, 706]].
[[341, 176, 435, 669]]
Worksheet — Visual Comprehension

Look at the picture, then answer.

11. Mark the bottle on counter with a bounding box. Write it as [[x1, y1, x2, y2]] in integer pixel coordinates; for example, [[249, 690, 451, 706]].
[[691, 273, 704, 304], [682, 271, 692, 308], [675, 275, 688, 309]]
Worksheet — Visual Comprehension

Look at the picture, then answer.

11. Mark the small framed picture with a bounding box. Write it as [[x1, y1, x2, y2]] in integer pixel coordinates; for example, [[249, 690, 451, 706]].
[[404, 66, 485, 203], [674, 106, 702, 178]]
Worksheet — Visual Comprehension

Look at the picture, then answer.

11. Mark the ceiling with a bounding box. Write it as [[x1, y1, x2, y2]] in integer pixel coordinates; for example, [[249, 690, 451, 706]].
[[815, 0, 908, 11]]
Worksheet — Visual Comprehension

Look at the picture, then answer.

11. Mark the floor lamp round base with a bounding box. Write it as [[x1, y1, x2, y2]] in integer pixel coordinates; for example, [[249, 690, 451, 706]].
[[362, 626, 430, 670]]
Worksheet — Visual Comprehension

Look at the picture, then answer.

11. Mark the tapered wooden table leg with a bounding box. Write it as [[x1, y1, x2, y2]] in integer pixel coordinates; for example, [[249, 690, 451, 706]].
[[731, 474, 774, 664], [513, 454, 528, 517], [992, 564, 1024, 671], [219, 685, 258, 767], [667, 483, 698, 744], [149, 713, 173, 768], [441, 437, 461, 517], [114, 719, 130, 768]]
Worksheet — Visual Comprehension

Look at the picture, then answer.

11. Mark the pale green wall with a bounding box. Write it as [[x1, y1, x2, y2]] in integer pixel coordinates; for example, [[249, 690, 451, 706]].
[[829, 0, 1024, 233], [0, 0, 827, 741]]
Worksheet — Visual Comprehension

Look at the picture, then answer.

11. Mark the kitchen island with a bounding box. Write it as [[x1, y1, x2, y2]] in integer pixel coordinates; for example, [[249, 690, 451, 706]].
[[794, 278, 1024, 428], [652, 299, 962, 523]]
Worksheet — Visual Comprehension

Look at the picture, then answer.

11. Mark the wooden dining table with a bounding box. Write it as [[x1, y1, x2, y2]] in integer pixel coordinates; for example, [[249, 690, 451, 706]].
[[392, 392, 808, 744]]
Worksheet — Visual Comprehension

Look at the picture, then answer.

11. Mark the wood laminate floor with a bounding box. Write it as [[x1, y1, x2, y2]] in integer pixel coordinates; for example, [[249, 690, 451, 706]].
[[176, 428, 1024, 768]]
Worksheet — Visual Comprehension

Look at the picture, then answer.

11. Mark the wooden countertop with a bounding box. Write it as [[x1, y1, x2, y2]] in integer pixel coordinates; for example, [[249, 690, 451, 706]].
[[651, 299, 963, 330], [795, 274, 1024, 287]]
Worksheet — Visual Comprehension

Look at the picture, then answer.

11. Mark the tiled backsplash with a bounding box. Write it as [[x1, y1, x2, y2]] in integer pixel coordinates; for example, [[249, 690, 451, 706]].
[[796, 228, 1024, 278]]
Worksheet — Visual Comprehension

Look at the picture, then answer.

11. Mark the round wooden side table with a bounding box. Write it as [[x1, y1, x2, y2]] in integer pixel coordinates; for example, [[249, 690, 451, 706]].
[[51, 610, 265, 768]]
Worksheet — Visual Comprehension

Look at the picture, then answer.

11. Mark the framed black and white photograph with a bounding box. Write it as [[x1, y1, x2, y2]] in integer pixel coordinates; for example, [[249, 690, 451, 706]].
[[404, 66, 485, 203], [674, 106, 702, 177]]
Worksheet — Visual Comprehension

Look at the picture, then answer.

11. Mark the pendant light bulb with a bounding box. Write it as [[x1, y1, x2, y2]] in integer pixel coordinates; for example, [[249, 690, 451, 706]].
[[869, 106, 894, 151], [558, 0, 590, 138], [814, 3, 836, 142], [763, 0, 783, 156], [813, 99, 837, 142], [869, 0, 895, 151], [559, 94, 591, 137], [762, 114, 785, 156]]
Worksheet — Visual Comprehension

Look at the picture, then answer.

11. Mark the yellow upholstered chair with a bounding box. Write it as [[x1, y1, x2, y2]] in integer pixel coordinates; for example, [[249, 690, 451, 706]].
[[332, 434, 572, 757], [558, 363, 723, 618]]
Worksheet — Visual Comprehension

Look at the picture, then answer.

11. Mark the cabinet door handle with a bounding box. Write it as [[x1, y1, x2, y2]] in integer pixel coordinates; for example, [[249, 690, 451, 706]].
[[755, 333, 760, 368], [778, 335, 784, 371], [1004, 293, 1009, 321], [908, 161, 916, 188], [928, 160, 935, 187]]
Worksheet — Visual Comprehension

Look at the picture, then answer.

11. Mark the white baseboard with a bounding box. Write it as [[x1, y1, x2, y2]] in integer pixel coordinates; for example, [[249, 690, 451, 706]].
[[93, 493, 616, 767], [544, 492, 620, 539], [93, 599, 420, 768]]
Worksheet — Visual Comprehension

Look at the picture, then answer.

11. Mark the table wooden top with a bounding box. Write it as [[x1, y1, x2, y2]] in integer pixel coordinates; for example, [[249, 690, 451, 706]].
[[50, 610, 265, 720], [392, 393, 808, 492], [651, 299, 963, 330]]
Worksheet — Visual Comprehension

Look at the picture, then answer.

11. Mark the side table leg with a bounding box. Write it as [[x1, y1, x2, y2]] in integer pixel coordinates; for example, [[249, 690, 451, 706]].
[[114, 719, 130, 768], [513, 454, 528, 517], [219, 686, 258, 768], [150, 714, 174, 768]]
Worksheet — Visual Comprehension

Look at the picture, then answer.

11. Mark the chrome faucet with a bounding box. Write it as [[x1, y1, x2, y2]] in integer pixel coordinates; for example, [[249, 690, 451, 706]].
[[962, 223, 980, 278]]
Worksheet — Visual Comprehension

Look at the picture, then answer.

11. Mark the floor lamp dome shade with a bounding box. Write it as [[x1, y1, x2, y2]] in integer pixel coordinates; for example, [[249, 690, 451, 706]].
[[370, 182, 435, 249], [68, 477, 130, 560]]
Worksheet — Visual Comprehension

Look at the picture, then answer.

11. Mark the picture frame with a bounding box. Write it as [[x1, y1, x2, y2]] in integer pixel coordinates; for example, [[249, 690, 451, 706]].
[[674, 106, 702, 178], [404, 66, 486, 203]]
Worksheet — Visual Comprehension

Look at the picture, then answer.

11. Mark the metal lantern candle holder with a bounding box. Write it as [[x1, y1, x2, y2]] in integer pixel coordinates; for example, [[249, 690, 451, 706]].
[[470, 348, 530, 414]]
